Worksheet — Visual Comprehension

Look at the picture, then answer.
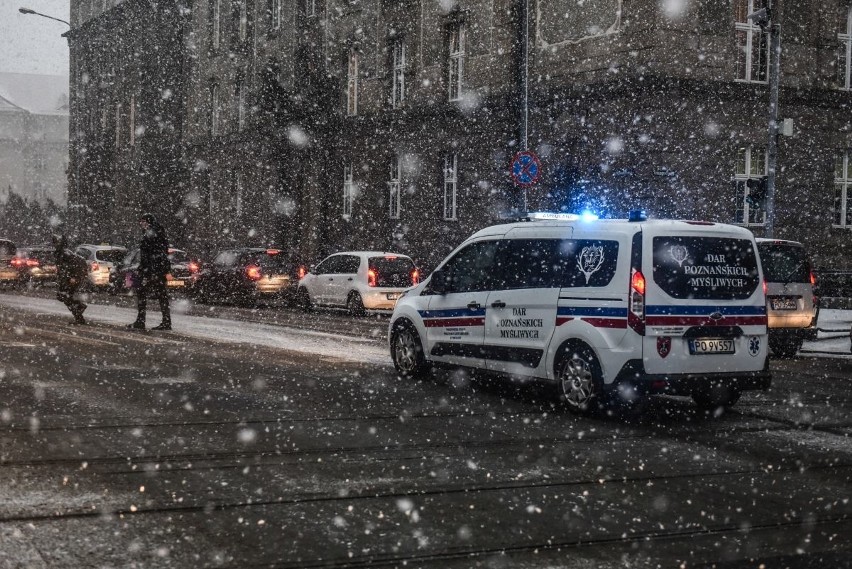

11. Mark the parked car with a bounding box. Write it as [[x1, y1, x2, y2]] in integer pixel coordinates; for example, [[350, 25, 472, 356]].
[[0, 238, 18, 286], [297, 251, 419, 315], [74, 244, 128, 289], [10, 246, 58, 286], [114, 247, 199, 292], [389, 212, 770, 413], [756, 238, 819, 357], [190, 248, 296, 305]]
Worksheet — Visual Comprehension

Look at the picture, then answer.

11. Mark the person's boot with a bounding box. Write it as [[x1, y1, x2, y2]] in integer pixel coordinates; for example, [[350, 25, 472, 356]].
[[127, 319, 145, 330], [151, 321, 171, 331]]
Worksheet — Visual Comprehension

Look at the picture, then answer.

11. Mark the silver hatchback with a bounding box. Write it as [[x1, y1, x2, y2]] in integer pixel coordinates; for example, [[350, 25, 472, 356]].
[[756, 238, 818, 357]]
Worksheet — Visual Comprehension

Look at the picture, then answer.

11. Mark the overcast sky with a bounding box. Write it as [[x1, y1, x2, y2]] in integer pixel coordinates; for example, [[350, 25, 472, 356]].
[[0, 0, 69, 76]]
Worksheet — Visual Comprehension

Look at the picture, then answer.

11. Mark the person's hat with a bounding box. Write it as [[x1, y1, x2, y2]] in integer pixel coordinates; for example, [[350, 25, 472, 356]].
[[139, 213, 156, 224]]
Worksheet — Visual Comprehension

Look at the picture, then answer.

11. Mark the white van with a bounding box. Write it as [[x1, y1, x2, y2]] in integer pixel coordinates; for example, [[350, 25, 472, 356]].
[[388, 213, 770, 413]]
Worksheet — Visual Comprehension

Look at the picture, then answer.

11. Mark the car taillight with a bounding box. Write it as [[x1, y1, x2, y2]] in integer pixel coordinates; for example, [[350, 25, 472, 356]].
[[26, 259, 39, 267], [188, 261, 200, 274], [411, 269, 420, 285], [810, 272, 816, 286], [10, 258, 25, 267], [91, 262, 99, 272], [246, 265, 262, 281], [298, 266, 306, 279], [762, 280, 767, 295], [628, 269, 646, 335], [368, 269, 377, 287]]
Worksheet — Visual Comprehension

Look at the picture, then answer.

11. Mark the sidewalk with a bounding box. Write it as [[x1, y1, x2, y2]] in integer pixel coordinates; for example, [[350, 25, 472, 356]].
[[801, 308, 852, 357]]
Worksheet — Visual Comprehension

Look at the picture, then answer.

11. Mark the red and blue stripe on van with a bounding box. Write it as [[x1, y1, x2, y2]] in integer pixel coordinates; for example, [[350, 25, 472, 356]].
[[644, 305, 766, 327], [419, 308, 487, 328], [556, 307, 628, 328]]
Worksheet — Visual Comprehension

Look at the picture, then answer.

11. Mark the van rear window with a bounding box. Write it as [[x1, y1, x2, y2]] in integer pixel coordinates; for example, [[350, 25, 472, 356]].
[[652, 236, 759, 300], [757, 242, 810, 283]]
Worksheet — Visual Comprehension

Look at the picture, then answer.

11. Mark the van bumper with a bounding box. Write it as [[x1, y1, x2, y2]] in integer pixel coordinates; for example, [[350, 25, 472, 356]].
[[611, 359, 772, 396]]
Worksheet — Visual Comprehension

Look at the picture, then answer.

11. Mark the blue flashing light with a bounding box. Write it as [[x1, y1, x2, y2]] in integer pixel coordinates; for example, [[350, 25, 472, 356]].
[[580, 210, 599, 222], [628, 209, 648, 222]]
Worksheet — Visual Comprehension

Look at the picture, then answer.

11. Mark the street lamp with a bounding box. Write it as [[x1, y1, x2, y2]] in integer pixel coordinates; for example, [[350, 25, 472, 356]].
[[18, 7, 70, 27], [748, 2, 780, 238]]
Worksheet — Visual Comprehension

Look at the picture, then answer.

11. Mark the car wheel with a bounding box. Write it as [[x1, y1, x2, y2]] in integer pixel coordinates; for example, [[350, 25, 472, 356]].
[[297, 287, 313, 312], [391, 321, 430, 379], [692, 384, 741, 410], [556, 343, 605, 415], [347, 291, 366, 317], [769, 337, 802, 358]]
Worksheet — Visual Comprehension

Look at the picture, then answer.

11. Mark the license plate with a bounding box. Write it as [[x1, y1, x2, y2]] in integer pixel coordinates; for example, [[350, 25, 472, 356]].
[[689, 338, 735, 355], [770, 296, 797, 310], [166, 280, 185, 288], [386, 293, 401, 300]]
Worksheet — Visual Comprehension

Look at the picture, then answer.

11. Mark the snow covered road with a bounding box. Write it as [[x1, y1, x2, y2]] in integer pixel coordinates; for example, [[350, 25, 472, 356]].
[[0, 293, 391, 366]]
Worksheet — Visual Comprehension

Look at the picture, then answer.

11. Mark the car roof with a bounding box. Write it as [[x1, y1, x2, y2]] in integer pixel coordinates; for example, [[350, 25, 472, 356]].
[[755, 238, 804, 247], [467, 218, 756, 241], [78, 244, 127, 250], [328, 251, 412, 258]]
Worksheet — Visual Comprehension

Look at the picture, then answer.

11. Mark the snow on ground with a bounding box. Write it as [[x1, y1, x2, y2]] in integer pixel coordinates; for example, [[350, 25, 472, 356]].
[[3, 294, 851, 361], [0, 294, 390, 366]]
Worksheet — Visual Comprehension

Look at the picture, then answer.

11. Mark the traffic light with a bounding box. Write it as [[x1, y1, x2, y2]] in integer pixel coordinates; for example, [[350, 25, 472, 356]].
[[746, 176, 768, 206]]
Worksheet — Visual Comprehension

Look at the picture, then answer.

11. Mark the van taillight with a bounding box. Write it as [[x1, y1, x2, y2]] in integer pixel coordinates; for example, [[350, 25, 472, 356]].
[[628, 269, 646, 335], [411, 269, 420, 285], [368, 269, 378, 287], [762, 280, 767, 295]]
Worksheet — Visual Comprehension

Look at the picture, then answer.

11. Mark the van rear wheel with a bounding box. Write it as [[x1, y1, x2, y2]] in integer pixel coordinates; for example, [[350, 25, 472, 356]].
[[692, 385, 741, 410], [556, 344, 604, 414]]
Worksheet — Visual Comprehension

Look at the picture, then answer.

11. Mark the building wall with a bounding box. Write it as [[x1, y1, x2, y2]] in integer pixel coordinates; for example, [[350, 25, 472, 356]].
[[0, 109, 68, 206]]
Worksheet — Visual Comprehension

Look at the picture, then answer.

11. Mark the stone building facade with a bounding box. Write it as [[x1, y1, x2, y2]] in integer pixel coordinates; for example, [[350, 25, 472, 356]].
[[68, 0, 852, 270]]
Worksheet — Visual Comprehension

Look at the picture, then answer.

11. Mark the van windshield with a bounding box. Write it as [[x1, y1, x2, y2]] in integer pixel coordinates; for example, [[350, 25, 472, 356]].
[[652, 236, 760, 300], [757, 242, 810, 283]]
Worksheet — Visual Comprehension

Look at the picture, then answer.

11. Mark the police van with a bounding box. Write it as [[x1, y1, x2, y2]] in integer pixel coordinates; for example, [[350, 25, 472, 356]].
[[388, 212, 770, 413]]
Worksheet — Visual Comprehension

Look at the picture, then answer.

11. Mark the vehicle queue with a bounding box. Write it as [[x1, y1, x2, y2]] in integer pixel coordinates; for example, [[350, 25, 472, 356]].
[[0, 212, 821, 414]]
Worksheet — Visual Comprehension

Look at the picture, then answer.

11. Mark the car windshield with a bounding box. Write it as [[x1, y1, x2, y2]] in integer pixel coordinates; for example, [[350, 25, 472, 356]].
[[95, 250, 126, 263], [758, 242, 811, 283], [369, 256, 415, 287], [652, 236, 760, 300], [168, 250, 189, 264], [20, 249, 54, 263]]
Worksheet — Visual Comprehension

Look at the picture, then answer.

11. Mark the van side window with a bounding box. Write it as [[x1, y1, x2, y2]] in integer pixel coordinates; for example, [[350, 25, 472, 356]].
[[491, 239, 619, 290], [441, 240, 499, 293]]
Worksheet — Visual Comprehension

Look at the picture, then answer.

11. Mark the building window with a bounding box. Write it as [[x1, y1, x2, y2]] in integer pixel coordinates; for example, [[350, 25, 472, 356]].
[[343, 163, 354, 218], [834, 152, 852, 227], [269, 0, 281, 30], [238, 0, 248, 43], [388, 154, 401, 219], [234, 79, 245, 132], [210, 0, 221, 49], [347, 50, 359, 117], [443, 153, 458, 220], [210, 84, 219, 136], [448, 22, 465, 101], [734, 0, 768, 83], [839, 7, 852, 90], [392, 38, 406, 108], [235, 171, 244, 218], [734, 146, 767, 225], [129, 95, 136, 147], [306, 0, 316, 17], [115, 102, 121, 146]]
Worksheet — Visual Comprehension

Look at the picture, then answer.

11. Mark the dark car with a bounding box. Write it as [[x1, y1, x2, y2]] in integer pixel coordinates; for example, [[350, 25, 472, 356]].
[[113, 247, 199, 293], [10, 246, 58, 286], [189, 248, 298, 306]]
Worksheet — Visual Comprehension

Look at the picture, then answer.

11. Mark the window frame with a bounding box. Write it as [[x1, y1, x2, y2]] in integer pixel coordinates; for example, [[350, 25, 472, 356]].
[[210, 84, 219, 137], [270, 0, 281, 30], [734, 0, 769, 83], [347, 50, 359, 117], [834, 152, 852, 228], [234, 79, 245, 132], [388, 154, 401, 219], [448, 22, 465, 101], [733, 146, 767, 227], [211, 0, 221, 50], [343, 162, 354, 219], [391, 38, 406, 108], [443, 153, 458, 221], [839, 6, 852, 90]]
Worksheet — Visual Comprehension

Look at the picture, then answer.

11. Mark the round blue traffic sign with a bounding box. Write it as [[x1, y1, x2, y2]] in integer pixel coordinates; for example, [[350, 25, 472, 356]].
[[511, 151, 541, 187]]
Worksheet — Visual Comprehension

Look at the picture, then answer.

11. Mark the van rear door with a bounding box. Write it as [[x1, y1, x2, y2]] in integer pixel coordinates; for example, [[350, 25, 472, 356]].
[[643, 231, 766, 375]]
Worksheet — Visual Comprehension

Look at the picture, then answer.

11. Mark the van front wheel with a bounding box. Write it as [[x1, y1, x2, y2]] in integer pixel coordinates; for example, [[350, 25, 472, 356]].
[[556, 344, 604, 414]]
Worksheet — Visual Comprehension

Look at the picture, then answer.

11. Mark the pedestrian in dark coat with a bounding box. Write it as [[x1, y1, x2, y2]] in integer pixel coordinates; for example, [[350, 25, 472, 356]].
[[128, 213, 172, 330], [52, 234, 88, 324]]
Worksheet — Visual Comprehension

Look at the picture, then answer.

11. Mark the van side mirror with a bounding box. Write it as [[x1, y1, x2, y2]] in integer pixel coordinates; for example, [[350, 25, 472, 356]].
[[429, 268, 451, 295]]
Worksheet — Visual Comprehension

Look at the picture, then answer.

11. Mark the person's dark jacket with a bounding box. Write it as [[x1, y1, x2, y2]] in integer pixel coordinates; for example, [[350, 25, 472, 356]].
[[139, 219, 170, 279], [53, 237, 88, 292]]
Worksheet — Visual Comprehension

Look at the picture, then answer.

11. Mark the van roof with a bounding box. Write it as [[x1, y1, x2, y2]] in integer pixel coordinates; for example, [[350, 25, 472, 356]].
[[468, 218, 757, 241]]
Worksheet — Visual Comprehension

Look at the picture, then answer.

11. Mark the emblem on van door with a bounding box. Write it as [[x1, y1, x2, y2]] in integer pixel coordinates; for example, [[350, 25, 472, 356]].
[[577, 246, 605, 284], [748, 336, 761, 357], [670, 245, 690, 267], [709, 312, 723, 321], [657, 336, 672, 358]]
